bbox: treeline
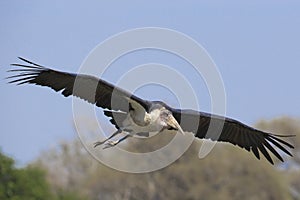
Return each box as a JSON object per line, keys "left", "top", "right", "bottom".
{"left": 0, "top": 151, "right": 86, "bottom": 200}
{"left": 1, "top": 116, "right": 299, "bottom": 200}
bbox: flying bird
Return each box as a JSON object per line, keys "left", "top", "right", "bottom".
{"left": 7, "top": 57, "right": 294, "bottom": 164}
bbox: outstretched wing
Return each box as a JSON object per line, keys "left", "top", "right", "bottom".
{"left": 170, "top": 108, "right": 294, "bottom": 164}
{"left": 7, "top": 57, "right": 151, "bottom": 113}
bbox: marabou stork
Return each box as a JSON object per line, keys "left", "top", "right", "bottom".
{"left": 7, "top": 57, "right": 294, "bottom": 164}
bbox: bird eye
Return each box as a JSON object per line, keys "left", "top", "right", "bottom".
{"left": 161, "top": 111, "right": 169, "bottom": 117}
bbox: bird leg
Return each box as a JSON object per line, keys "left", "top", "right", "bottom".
{"left": 94, "top": 129, "right": 122, "bottom": 148}
{"left": 103, "top": 134, "right": 132, "bottom": 149}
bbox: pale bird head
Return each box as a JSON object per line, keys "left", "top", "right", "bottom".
{"left": 159, "top": 109, "right": 185, "bottom": 135}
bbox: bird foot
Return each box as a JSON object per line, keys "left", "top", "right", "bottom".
{"left": 102, "top": 140, "right": 119, "bottom": 149}
{"left": 93, "top": 140, "right": 106, "bottom": 148}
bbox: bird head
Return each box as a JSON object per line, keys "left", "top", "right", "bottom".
{"left": 159, "top": 109, "right": 185, "bottom": 135}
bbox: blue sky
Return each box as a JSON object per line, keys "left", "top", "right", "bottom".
{"left": 1, "top": 1, "right": 300, "bottom": 165}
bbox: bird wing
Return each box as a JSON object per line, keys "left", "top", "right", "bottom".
{"left": 7, "top": 57, "right": 152, "bottom": 113}
{"left": 170, "top": 108, "right": 294, "bottom": 164}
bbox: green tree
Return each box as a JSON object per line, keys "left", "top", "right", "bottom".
{"left": 0, "top": 151, "right": 52, "bottom": 200}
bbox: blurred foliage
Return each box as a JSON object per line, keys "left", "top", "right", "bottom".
{"left": 256, "top": 116, "right": 300, "bottom": 200}
{"left": 32, "top": 116, "right": 300, "bottom": 200}
{"left": 4, "top": 116, "right": 297, "bottom": 199}
{"left": 256, "top": 116, "right": 300, "bottom": 164}
{"left": 0, "top": 151, "right": 86, "bottom": 200}
{"left": 0, "top": 151, "right": 52, "bottom": 200}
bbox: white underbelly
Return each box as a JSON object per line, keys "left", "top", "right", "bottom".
{"left": 121, "top": 114, "right": 163, "bottom": 134}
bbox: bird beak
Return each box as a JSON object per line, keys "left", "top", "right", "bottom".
{"left": 167, "top": 115, "right": 185, "bottom": 135}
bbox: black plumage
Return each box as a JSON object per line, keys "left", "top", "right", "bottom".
{"left": 8, "top": 57, "right": 294, "bottom": 164}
